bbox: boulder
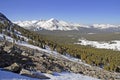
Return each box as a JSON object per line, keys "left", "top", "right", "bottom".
{"left": 4, "top": 63, "right": 21, "bottom": 73}
{"left": 20, "top": 69, "right": 50, "bottom": 79}
{"left": 9, "top": 46, "right": 23, "bottom": 55}
{"left": 116, "top": 66, "right": 120, "bottom": 72}
{"left": 32, "top": 72, "right": 50, "bottom": 79}
{"left": 21, "top": 51, "right": 29, "bottom": 56}
{"left": 20, "top": 68, "right": 32, "bottom": 75}
{"left": 4, "top": 46, "right": 12, "bottom": 53}
{"left": 71, "top": 66, "right": 79, "bottom": 72}
{"left": 46, "top": 70, "right": 53, "bottom": 74}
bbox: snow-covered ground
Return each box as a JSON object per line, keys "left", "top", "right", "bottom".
{"left": 45, "top": 72, "right": 100, "bottom": 80}
{"left": 0, "top": 69, "right": 39, "bottom": 80}
{"left": 0, "top": 69, "right": 100, "bottom": 80}
{"left": 76, "top": 39, "right": 120, "bottom": 51}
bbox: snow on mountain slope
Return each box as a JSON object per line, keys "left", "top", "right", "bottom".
{"left": 45, "top": 72, "right": 100, "bottom": 80}
{"left": 14, "top": 20, "right": 38, "bottom": 29}
{"left": 14, "top": 19, "right": 120, "bottom": 31}
{"left": 14, "top": 18, "right": 82, "bottom": 31}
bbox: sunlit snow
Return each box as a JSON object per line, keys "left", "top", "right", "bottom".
{"left": 0, "top": 69, "right": 100, "bottom": 80}
{"left": 76, "top": 39, "right": 120, "bottom": 51}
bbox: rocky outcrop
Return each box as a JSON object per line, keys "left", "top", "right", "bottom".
{"left": 20, "top": 68, "right": 50, "bottom": 79}
{"left": 32, "top": 51, "right": 120, "bottom": 80}
{"left": 20, "top": 68, "right": 31, "bottom": 75}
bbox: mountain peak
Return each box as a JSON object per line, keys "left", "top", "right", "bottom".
{"left": 48, "top": 18, "right": 59, "bottom": 23}
{"left": 0, "top": 12, "right": 7, "bottom": 19}
{"left": 49, "top": 18, "right": 56, "bottom": 21}
{"left": 0, "top": 12, "right": 5, "bottom": 16}
{"left": 0, "top": 12, "right": 11, "bottom": 22}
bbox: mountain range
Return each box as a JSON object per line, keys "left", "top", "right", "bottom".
{"left": 14, "top": 18, "right": 80, "bottom": 31}
{"left": 14, "top": 19, "right": 120, "bottom": 31}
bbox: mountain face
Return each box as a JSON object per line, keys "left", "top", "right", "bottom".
{"left": 14, "top": 19, "right": 120, "bottom": 31}
{"left": 0, "top": 12, "right": 25, "bottom": 40}
{"left": 0, "top": 13, "right": 15, "bottom": 36}
{"left": 0, "top": 12, "right": 44, "bottom": 47}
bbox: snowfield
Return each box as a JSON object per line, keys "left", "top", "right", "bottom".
{"left": 76, "top": 39, "right": 120, "bottom": 51}
{"left": 0, "top": 69, "right": 38, "bottom": 80}
{"left": 0, "top": 69, "right": 100, "bottom": 80}
{"left": 45, "top": 72, "right": 100, "bottom": 80}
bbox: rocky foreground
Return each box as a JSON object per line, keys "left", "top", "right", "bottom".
{"left": 0, "top": 42, "right": 120, "bottom": 80}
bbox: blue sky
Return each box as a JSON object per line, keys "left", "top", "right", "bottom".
{"left": 0, "top": 0, "right": 120, "bottom": 24}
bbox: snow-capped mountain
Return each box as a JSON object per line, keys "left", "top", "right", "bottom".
{"left": 14, "top": 19, "right": 120, "bottom": 31}
{"left": 14, "top": 18, "right": 85, "bottom": 31}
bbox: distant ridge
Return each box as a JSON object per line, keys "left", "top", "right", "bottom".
{"left": 14, "top": 19, "right": 120, "bottom": 31}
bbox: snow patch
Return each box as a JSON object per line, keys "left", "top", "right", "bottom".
{"left": 0, "top": 34, "right": 14, "bottom": 42}
{"left": 44, "top": 72, "right": 100, "bottom": 80}
{"left": 76, "top": 39, "right": 120, "bottom": 51}
{"left": 0, "top": 69, "right": 39, "bottom": 80}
